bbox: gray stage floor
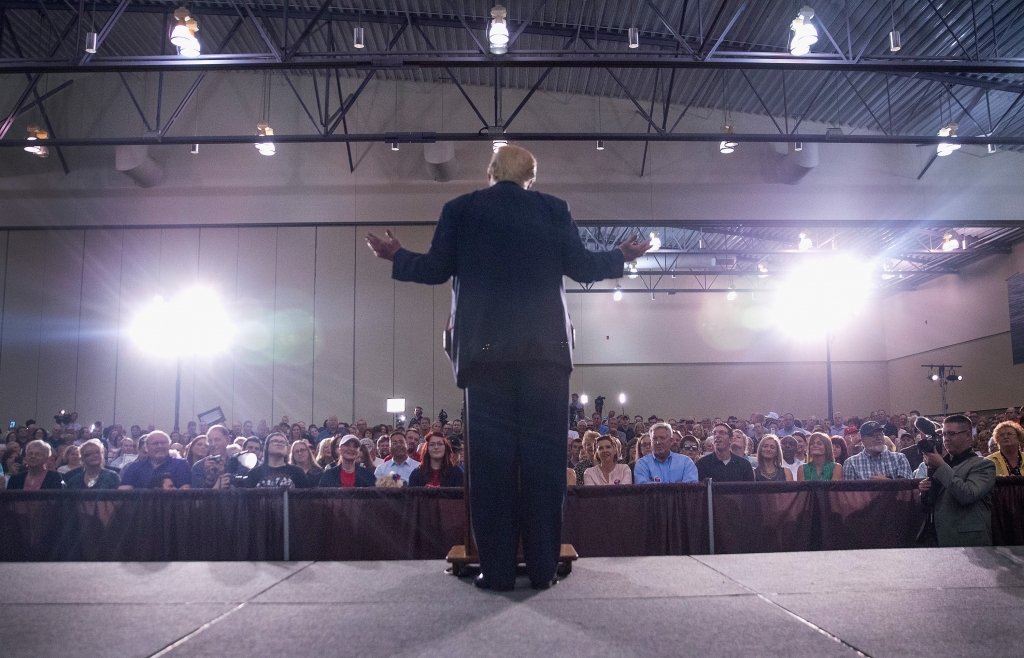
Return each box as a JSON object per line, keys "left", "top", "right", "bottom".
{"left": 2, "top": 547, "right": 1023, "bottom": 658}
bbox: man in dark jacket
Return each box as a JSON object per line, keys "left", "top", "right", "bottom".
{"left": 367, "top": 145, "right": 649, "bottom": 590}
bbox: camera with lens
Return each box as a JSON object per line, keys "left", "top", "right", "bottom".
{"left": 915, "top": 416, "right": 941, "bottom": 454}
{"left": 54, "top": 410, "right": 72, "bottom": 426}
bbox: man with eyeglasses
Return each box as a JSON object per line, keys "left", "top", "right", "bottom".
{"left": 634, "top": 423, "right": 698, "bottom": 484}
{"left": 241, "top": 433, "right": 310, "bottom": 489}
{"left": 842, "top": 421, "right": 912, "bottom": 480}
{"left": 917, "top": 414, "right": 995, "bottom": 546}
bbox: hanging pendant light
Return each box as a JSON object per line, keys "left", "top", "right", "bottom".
{"left": 489, "top": 5, "right": 509, "bottom": 55}
{"left": 789, "top": 7, "right": 818, "bottom": 56}
{"left": 170, "top": 7, "right": 201, "bottom": 57}
{"left": 628, "top": 27, "right": 639, "bottom": 48}
{"left": 85, "top": 31, "right": 98, "bottom": 53}
{"left": 24, "top": 124, "right": 49, "bottom": 157}
{"left": 255, "top": 122, "right": 275, "bottom": 156}
{"left": 353, "top": 26, "right": 365, "bottom": 49}
{"left": 719, "top": 124, "right": 737, "bottom": 154}
{"left": 936, "top": 123, "right": 960, "bottom": 156}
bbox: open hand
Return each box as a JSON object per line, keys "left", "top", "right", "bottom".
{"left": 617, "top": 233, "right": 652, "bottom": 262}
{"left": 366, "top": 229, "right": 402, "bottom": 261}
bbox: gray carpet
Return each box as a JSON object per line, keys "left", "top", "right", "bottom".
{"left": 1, "top": 547, "right": 1022, "bottom": 658}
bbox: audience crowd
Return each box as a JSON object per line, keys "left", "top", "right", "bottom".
{"left": 1, "top": 403, "right": 1022, "bottom": 493}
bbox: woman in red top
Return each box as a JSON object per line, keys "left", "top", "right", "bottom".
{"left": 409, "top": 432, "right": 464, "bottom": 487}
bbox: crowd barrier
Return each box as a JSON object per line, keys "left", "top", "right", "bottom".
{"left": 1, "top": 479, "right": 1022, "bottom": 561}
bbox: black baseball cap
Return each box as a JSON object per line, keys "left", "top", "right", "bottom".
{"left": 859, "top": 421, "right": 883, "bottom": 436}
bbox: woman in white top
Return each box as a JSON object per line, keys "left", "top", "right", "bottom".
{"left": 584, "top": 435, "right": 633, "bottom": 486}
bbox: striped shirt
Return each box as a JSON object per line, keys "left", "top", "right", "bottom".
{"left": 843, "top": 449, "right": 912, "bottom": 480}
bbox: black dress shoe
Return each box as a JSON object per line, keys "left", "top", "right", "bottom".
{"left": 530, "top": 577, "right": 558, "bottom": 590}
{"left": 475, "top": 573, "right": 514, "bottom": 591}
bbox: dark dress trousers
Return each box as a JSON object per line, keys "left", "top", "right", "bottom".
{"left": 392, "top": 180, "right": 624, "bottom": 585}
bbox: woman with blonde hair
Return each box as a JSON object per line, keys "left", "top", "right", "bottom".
{"left": 798, "top": 432, "right": 843, "bottom": 481}
{"left": 987, "top": 421, "right": 1024, "bottom": 476}
{"left": 583, "top": 435, "right": 632, "bottom": 485}
{"left": 315, "top": 437, "right": 337, "bottom": 469}
{"left": 574, "top": 430, "right": 600, "bottom": 485}
{"left": 290, "top": 439, "right": 324, "bottom": 483}
{"left": 754, "top": 435, "right": 791, "bottom": 482}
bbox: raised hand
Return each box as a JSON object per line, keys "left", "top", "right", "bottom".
{"left": 616, "top": 233, "right": 652, "bottom": 262}
{"left": 366, "top": 229, "right": 403, "bottom": 261}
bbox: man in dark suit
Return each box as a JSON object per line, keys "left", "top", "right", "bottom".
{"left": 367, "top": 145, "right": 649, "bottom": 590}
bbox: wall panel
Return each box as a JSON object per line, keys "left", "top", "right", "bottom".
{"left": 193, "top": 227, "right": 239, "bottom": 427}
{"left": 0, "top": 231, "right": 47, "bottom": 424}
{"left": 35, "top": 230, "right": 85, "bottom": 425}
{"left": 232, "top": 228, "right": 277, "bottom": 427}
{"left": 271, "top": 226, "right": 316, "bottom": 423}
{"left": 152, "top": 228, "right": 200, "bottom": 432}
{"left": 113, "top": 230, "right": 162, "bottom": 427}
{"left": 312, "top": 226, "right": 356, "bottom": 425}
{"left": 74, "top": 230, "right": 123, "bottom": 428}
{"left": 393, "top": 225, "right": 437, "bottom": 424}
{"left": 353, "top": 225, "right": 395, "bottom": 423}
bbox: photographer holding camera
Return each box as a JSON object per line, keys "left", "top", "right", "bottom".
{"left": 917, "top": 414, "right": 996, "bottom": 547}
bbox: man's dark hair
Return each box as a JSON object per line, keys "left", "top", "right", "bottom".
{"left": 943, "top": 413, "right": 972, "bottom": 429}
{"left": 712, "top": 422, "right": 732, "bottom": 433}
{"left": 389, "top": 430, "right": 407, "bottom": 440}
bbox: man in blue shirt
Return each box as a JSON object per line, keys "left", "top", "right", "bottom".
{"left": 119, "top": 431, "right": 192, "bottom": 489}
{"left": 634, "top": 423, "right": 698, "bottom": 484}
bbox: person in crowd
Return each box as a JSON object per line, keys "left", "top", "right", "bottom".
{"left": 287, "top": 423, "right": 304, "bottom": 445}
{"left": 242, "top": 436, "right": 263, "bottom": 463}
{"left": 376, "top": 436, "right": 391, "bottom": 462}
{"left": 678, "top": 435, "right": 701, "bottom": 464}
{"left": 730, "top": 429, "right": 756, "bottom": 467}
{"left": 754, "top": 435, "right": 790, "bottom": 482}
{"left": 634, "top": 423, "right": 697, "bottom": 484}
{"left": 183, "top": 436, "right": 209, "bottom": 466}
{"left": 777, "top": 413, "right": 797, "bottom": 437}
{"left": 779, "top": 435, "right": 804, "bottom": 481}
{"left": 6, "top": 440, "right": 64, "bottom": 489}
{"left": 65, "top": 439, "right": 120, "bottom": 489}
{"left": 191, "top": 426, "right": 239, "bottom": 489}
{"left": 792, "top": 429, "right": 809, "bottom": 461}
{"left": 409, "top": 432, "right": 463, "bottom": 487}
{"left": 289, "top": 439, "right": 323, "bottom": 483}
{"left": 119, "top": 431, "right": 191, "bottom": 489}
{"left": 373, "top": 430, "right": 419, "bottom": 484}
{"left": 318, "top": 416, "right": 339, "bottom": 441}
{"left": 316, "top": 437, "right": 338, "bottom": 470}
{"left": 319, "top": 435, "right": 376, "bottom": 488}
{"left": 583, "top": 435, "right": 632, "bottom": 485}
{"left": 1, "top": 442, "right": 21, "bottom": 480}
{"left": 843, "top": 421, "right": 912, "bottom": 480}
{"left": 831, "top": 437, "right": 850, "bottom": 468}
{"left": 357, "top": 443, "right": 377, "bottom": 471}
{"left": 405, "top": 427, "right": 422, "bottom": 461}
{"left": 107, "top": 437, "right": 136, "bottom": 471}
{"left": 574, "top": 431, "right": 600, "bottom": 485}
{"left": 361, "top": 438, "right": 383, "bottom": 467}
{"left": 242, "top": 433, "right": 310, "bottom": 489}
{"left": 919, "top": 414, "right": 997, "bottom": 546}
{"left": 986, "top": 420, "right": 1024, "bottom": 476}
{"left": 798, "top": 432, "right": 843, "bottom": 481}
{"left": 567, "top": 437, "right": 583, "bottom": 468}
{"left": 56, "top": 445, "right": 81, "bottom": 475}
{"left": 696, "top": 423, "right": 755, "bottom": 482}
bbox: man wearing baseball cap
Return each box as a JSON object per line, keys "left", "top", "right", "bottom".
{"left": 842, "top": 421, "right": 912, "bottom": 480}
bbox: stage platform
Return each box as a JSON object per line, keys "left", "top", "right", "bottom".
{"left": 2, "top": 547, "right": 1023, "bottom": 658}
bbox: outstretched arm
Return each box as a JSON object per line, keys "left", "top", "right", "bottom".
{"left": 368, "top": 204, "right": 458, "bottom": 285}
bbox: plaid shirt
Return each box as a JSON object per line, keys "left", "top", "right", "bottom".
{"left": 843, "top": 449, "right": 912, "bottom": 480}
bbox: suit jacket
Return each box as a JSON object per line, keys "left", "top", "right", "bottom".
{"left": 392, "top": 181, "right": 625, "bottom": 387}
{"left": 929, "top": 452, "right": 996, "bottom": 547}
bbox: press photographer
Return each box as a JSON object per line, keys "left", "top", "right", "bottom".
{"left": 917, "top": 414, "right": 996, "bottom": 547}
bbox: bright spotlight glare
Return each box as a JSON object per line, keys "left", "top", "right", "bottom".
{"left": 774, "top": 255, "right": 873, "bottom": 338}
{"left": 129, "top": 286, "right": 233, "bottom": 357}
{"left": 613, "top": 287, "right": 623, "bottom": 301}
{"left": 618, "top": 393, "right": 626, "bottom": 405}
{"left": 580, "top": 394, "right": 588, "bottom": 405}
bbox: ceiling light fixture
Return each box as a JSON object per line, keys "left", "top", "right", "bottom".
{"left": 936, "top": 123, "right": 960, "bottom": 156}
{"left": 391, "top": 142, "right": 399, "bottom": 151}
{"left": 24, "top": 124, "right": 49, "bottom": 157}
{"left": 798, "top": 232, "right": 813, "bottom": 251}
{"left": 648, "top": 232, "right": 661, "bottom": 251}
{"left": 726, "top": 286, "right": 738, "bottom": 301}
{"left": 353, "top": 26, "right": 365, "bottom": 49}
{"left": 170, "top": 7, "right": 201, "bottom": 57}
{"left": 719, "top": 124, "right": 737, "bottom": 154}
{"left": 613, "top": 286, "right": 623, "bottom": 301}
{"left": 627, "top": 262, "right": 638, "bottom": 279}
{"left": 255, "top": 122, "right": 275, "bottom": 156}
{"left": 758, "top": 262, "right": 769, "bottom": 278}
{"left": 789, "top": 6, "right": 818, "bottom": 56}
{"left": 596, "top": 140, "right": 605, "bottom": 150}
{"left": 489, "top": 5, "right": 509, "bottom": 55}
{"left": 628, "top": 26, "right": 639, "bottom": 48}
{"left": 85, "top": 31, "right": 98, "bottom": 54}
{"left": 940, "top": 233, "right": 960, "bottom": 251}
{"left": 888, "top": 0, "right": 901, "bottom": 51}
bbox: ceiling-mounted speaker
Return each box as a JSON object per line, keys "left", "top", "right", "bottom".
{"left": 424, "top": 141, "right": 457, "bottom": 182}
